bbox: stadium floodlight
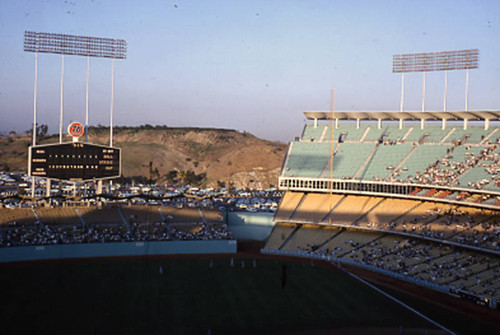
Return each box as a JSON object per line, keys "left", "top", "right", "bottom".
{"left": 393, "top": 49, "right": 479, "bottom": 115}
{"left": 24, "top": 31, "right": 127, "bottom": 59}
{"left": 392, "top": 49, "right": 478, "bottom": 73}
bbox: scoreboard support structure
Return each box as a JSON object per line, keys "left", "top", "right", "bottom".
{"left": 24, "top": 31, "right": 127, "bottom": 198}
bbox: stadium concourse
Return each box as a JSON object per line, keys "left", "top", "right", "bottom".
{"left": 263, "top": 110, "right": 500, "bottom": 309}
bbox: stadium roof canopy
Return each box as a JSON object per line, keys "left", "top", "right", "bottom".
{"left": 304, "top": 110, "right": 500, "bottom": 121}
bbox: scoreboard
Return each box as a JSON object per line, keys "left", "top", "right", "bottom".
{"left": 29, "top": 142, "right": 121, "bottom": 181}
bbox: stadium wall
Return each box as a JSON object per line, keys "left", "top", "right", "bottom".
{"left": 227, "top": 212, "right": 275, "bottom": 241}
{"left": 0, "top": 240, "right": 237, "bottom": 263}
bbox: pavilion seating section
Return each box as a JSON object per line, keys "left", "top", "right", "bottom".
{"left": 160, "top": 207, "right": 202, "bottom": 223}
{"left": 35, "top": 207, "right": 81, "bottom": 226}
{"left": 121, "top": 205, "right": 163, "bottom": 224}
{"left": 79, "top": 207, "right": 123, "bottom": 225}
{"left": 0, "top": 208, "right": 38, "bottom": 226}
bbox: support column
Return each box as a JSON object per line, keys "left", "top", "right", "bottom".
{"left": 356, "top": 118, "right": 360, "bottom": 129}
{"left": 46, "top": 179, "right": 51, "bottom": 198}
{"left": 31, "top": 53, "right": 38, "bottom": 199}
{"left": 85, "top": 56, "right": 90, "bottom": 143}
{"left": 443, "top": 70, "right": 448, "bottom": 111}
{"left": 400, "top": 72, "right": 404, "bottom": 113}
{"left": 110, "top": 58, "right": 115, "bottom": 147}
{"left": 59, "top": 54, "right": 65, "bottom": 143}
{"left": 421, "top": 72, "right": 426, "bottom": 113}
{"left": 335, "top": 118, "right": 339, "bottom": 129}
{"left": 485, "top": 119, "right": 490, "bottom": 130}
{"left": 377, "top": 118, "right": 382, "bottom": 129}
{"left": 464, "top": 119, "right": 468, "bottom": 130}
{"left": 313, "top": 118, "right": 317, "bottom": 128}
{"left": 442, "top": 119, "right": 446, "bottom": 130}
{"left": 399, "top": 118, "right": 403, "bottom": 130}
{"left": 465, "top": 68, "right": 470, "bottom": 112}
{"left": 97, "top": 180, "right": 103, "bottom": 195}
{"left": 420, "top": 118, "right": 425, "bottom": 130}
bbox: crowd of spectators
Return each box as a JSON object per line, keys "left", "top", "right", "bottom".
{"left": 288, "top": 227, "right": 499, "bottom": 301}
{"left": 0, "top": 219, "right": 233, "bottom": 248}
{"left": 352, "top": 204, "right": 500, "bottom": 252}
{"left": 388, "top": 143, "right": 500, "bottom": 190}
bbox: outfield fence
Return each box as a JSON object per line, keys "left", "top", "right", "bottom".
{"left": 0, "top": 240, "right": 237, "bottom": 263}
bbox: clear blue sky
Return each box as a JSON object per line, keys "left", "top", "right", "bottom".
{"left": 1, "top": 0, "right": 499, "bottom": 141}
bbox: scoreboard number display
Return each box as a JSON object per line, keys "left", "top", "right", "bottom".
{"left": 29, "top": 142, "right": 121, "bottom": 181}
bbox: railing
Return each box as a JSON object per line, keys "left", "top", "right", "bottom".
{"left": 278, "top": 176, "right": 500, "bottom": 210}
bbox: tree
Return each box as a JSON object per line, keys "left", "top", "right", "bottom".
{"left": 25, "top": 124, "right": 49, "bottom": 137}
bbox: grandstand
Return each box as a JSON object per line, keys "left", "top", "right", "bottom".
{"left": 0, "top": 204, "right": 231, "bottom": 247}
{"left": 265, "top": 109, "right": 500, "bottom": 310}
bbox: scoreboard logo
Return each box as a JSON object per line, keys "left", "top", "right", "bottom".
{"left": 68, "top": 122, "right": 85, "bottom": 138}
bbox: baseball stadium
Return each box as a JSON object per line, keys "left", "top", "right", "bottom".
{"left": 0, "top": 31, "right": 498, "bottom": 334}
{"left": 1, "top": 109, "right": 500, "bottom": 334}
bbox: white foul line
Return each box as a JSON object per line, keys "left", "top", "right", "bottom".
{"left": 342, "top": 268, "right": 456, "bottom": 335}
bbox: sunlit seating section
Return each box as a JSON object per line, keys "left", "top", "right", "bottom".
{"left": 323, "top": 123, "right": 368, "bottom": 142}
{"left": 357, "top": 143, "right": 413, "bottom": 180}
{"left": 202, "top": 208, "right": 224, "bottom": 223}
{"left": 330, "top": 143, "right": 376, "bottom": 179}
{"left": 356, "top": 198, "right": 418, "bottom": 229}
{"left": 36, "top": 207, "right": 80, "bottom": 225}
{"left": 324, "top": 195, "right": 381, "bottom": 226}
{"left": 79, "top": 207, "right": 123, "bottom": 225}
{"left": 292, "top": 193, "right": 342, "bottom": 223}
{"left": 384, "top": 126, "right": 411, "bottom": 142}
{"left": 388, "top": 201, "right": 447, "bottom": 233}
{"left": 263, "top": 223, "right": 298, "bottom": 250}
{"left": 302, "top": 124, "right": 326, "bottom": 141}
{"left": 282, "top": 224, "right": 338, "bottom": 252}
{"left": 274, "top": 192, "right": 304, "bottom": 222}
{"left": 0, "top": 208, "right": 37, "bottom": 226}
{"left": 361, "top": 126, "right": 385, "bottom": 142}
{"left": 283, "top": 142, "right": 331, "bottom": 177}
{"left": 121, "top": 205, "right": 163, "bottom": 224}
{"left": 448, "top": 126, "right": 493, "bottom": 144}
{"left": 396, "top": 145, "right": 448, "bottom": 180}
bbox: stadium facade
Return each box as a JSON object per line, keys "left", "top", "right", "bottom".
{"left": 264, "top": 109, "right": 500, "bottom": 309}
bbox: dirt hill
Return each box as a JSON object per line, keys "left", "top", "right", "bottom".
{"left": 0, "top": 126, "right": 287, "bottom": 189}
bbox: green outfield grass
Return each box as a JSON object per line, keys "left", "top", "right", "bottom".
{"left": 0, "top": 257, "right": 495, "bottom": 334}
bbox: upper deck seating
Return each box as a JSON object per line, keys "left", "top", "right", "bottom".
{"left": 283, "top": 142, "right": 331, "bottom": 177}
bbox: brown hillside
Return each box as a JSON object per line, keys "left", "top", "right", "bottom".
{"left": 0, "top": 127, "right": 287, "bottom": 188}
